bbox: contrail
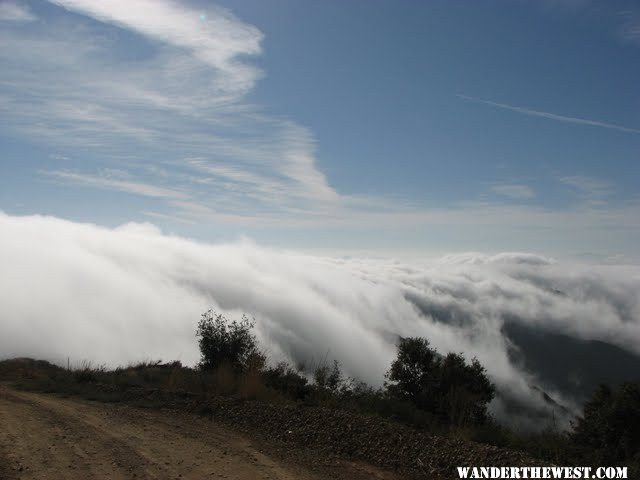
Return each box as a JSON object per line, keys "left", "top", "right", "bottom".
{"left": 457, "top": 94, "right": 640, "bottom": 135}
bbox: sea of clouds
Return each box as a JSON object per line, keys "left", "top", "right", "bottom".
{"left": 1, "top": 212, "right": 639, "bottom": 428}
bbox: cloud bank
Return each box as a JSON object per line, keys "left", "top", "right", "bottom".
{"left": 1, "top": 212, "right": 639, "bottom": 427}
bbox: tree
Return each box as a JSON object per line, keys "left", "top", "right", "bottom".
{"left": 385, "top": 337, "right": 439, "bottom": 410}
{"left": 572, "top": 382, "right": 640, "bottom": 463}
{"left": 196, "top": 310, "right": 264, "bottom": 372}
{"left": 385, "top": 337, "right": 495, "bottom": 426}
{"left": 438, "top": 352, "right": 495, "bottom": 425}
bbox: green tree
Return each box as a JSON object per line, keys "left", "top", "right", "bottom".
{"left": 385, "top": 337, "right": 495, "bottom": 426}
{"left": 438, "top": 352, "right": 495, "bottom": 425}
{"left": 572, "top": 382, "right": 640, "bottom": 463}
{"left": 196, "top": 310, "right": 264, "bottom": 372}
{"left": 385, "top": 337, "right": 439, "bottom": 410}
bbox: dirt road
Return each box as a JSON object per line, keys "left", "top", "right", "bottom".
{"left": 0, "top": 385, "right": 398, "bottom": 480}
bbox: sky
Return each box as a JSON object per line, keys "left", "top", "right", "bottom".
{"left": 1, "top": 0, "right": 639, "bottom": 256}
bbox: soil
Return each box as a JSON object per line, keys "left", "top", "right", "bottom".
{"left": 0, "top": 385, "right": 401, "bottom": 480}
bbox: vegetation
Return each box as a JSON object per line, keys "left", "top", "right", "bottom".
{"left": 196, "top": 310, "right": 265, "bottom": 372}
{"left": 1, "top": 309, "right": 638, "bottom": 474}
{"left": 571, "top": 382, "right": 640, "bottom": 465}
{"left": 314, "top": 359, "right": 344, "bottom": 394}
{"left": 262, "top": 361, "right": 311, "bottom": 400}
{"left": 385, "top": 337, "right": 495, "bottom": 427}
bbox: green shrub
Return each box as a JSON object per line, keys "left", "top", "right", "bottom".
{"left": 196, "top": 310, "right": 265, "bottom": 373}
{"left": 263, "top": 361, "right": 311, "bottom": 400}
{"left": 73, "top": 361, "right": 105, "bottom": 383}
{"left": 314, "top": 359, "right": 344, "bottom": 394}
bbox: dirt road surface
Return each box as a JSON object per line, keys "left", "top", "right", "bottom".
{"left": 0, "top": 385, "right": 399, "bottom": 480}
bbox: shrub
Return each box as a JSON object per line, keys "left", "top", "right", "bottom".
{"left": 196, "top": 310, "right": 265, "bottom": 373}
{"left": 314, "top": 359, "right": 344, "bottom": 394}
{"left": 263, "top": 361, "right": 311, "bottom": 400}
{"left": 385, "top": 337, "right": 495, "bottom": 426}
{"left": 73, "top": 360, "right": 105, "bottom": 383}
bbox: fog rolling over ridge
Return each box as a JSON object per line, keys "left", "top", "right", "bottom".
{"left": 2, "top": 212, "right": 639, "bottom": 428}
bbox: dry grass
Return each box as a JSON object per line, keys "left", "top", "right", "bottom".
{"left": 0, "top": 356, "right": 635, "bottom": 475}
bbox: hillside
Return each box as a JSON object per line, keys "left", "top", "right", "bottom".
{"left": 0, "top": 358, "right": 543, "bottom": 479}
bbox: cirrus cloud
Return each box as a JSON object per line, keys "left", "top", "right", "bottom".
{"left": 0, "top": 1, "right": 35, "bottom": 22}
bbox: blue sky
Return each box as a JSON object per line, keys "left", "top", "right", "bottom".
{"left": 1, "top": 0, "right": 639, "bottom": 256}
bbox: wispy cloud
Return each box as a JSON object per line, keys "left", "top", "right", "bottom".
{"left": 491, "top": 184, "right": 536, "bottom": 200}
{"left": 42, "top": 170, "right": 188, "bottom": 200}
{"left": 49, "top": 153, "right": 70, "bottom": 161}
{"left": 48, "top": 0, "right": 263, "bottom": 99}
{"left": 141, "top": 210, "right": 196, "bottom": 225}
{"left": 619, "top": 10, "right": 640, "bottom": 42}
{"left": 458, "top": 95, "right": 640, "bottom": 135}
{"left": 0, "top": 1, "right": 35, "bottom": 22}
{"left": 560, "top": 175, "right": 613, "bottom": 205}
{"left": 0, "top": 0, "right": 340, "bottom": 219}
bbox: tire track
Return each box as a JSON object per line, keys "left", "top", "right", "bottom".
{"left": 0, "top": 386, "right": 316, "bottom": 480}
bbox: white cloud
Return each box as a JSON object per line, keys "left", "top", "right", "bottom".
{"left": 42, "top": 170, "right": 188, "bottom": 199}
{"left": 0, "top": 0, "right": 338, "bottom": 217}
{"left": 437, "top": 252, "right": 555, "bottom": 266}
{"left": 48, "top": 0, "right": 262, "bottom": 98}
{"left": 1, "top": 212, "right": 639, "bottom": 427}
{"left": 617, "top": 9, "right": 640, "bottom": 43}
{"left": 491, "top": 184, "right": 536, "bottom": 199}
{"left": 0, "top": 2, "right": 35, "bottom": 22}
{"left": 560, "top": 175, "right": 613, "bottom": 204}
{"left": 49, "top": 153, "right": 71, "bottom": 161}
